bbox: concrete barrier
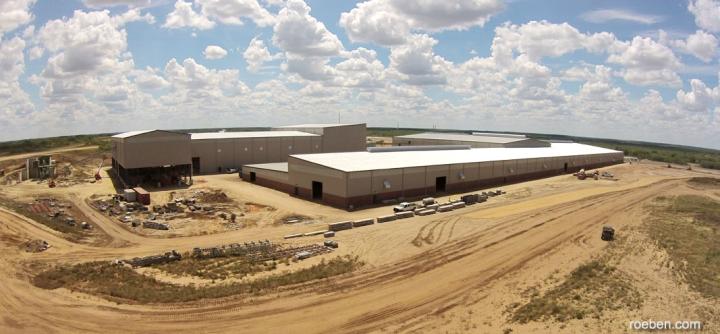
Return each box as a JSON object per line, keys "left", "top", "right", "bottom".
{"left": 437, "top": 204, "right": 454, "bottom": 212}
{"left": 426, "top": 204, "right": 440, "bottom": 211}
{"left": 329, "top": 221, "right": 353, "bottom": 231}
{"left": 452, "top": 201, "right": 466, "bottom": 209}
{"left": 303, "top": 230, "right": 327, "bottom": 237}
{"left": 352, "top": 218, "right": 374, "bottom": 227}
{"left": 394, "top": 211, "right": 414, "bottom": 219}
{"left": 377, "top": 215, "right": 397, "bottom": 223}
{"left": 324, "top": 231, "right": 335, "bottom": 238}
{"left": 417, "top": 209, "right": 436, "bottom": 216}
{"left": 284, "top": 233, "right": 303, "bottom": 239}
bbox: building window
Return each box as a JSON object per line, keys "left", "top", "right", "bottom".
{"left": 288, "top": 145, "right": 293, "bottom": 150}
{"left": 259, "top": 146, "right": 263, "bottom": 151}
{"left": 383, "top": 180, "right": 391, "bottom": 189}
{"left": 244, "top": 147, "right": 248, "bottom": 151}
{"left": 458, "top": 171, "right": 465, "bottom": 180}
{"left": 217, "top": 149, "right": 222, "bottom": 153}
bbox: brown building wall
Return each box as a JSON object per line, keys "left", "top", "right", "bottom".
{"left": 114, "top": 131, "right": 191, "bottom": 169}
{"left": 320, "top": 124, "right": 367, "bottom": 152}
{"left": 392, "top": 137, "right": 550, "bottom": 148}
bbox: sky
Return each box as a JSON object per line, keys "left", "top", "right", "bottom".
{"left": 0, "top": 0, "right": 719, "bottom": 149}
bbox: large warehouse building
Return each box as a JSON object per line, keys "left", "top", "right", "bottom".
{"left": 111, "top": 123, "right": 366, "bottom": 187}
{"left": 242, "top": 143, "right": 623, "bottom": 210}
{"left": 393, "top": 132, "right": 550, "bottom": 148}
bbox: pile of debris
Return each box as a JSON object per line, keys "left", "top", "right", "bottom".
{"left": 31, "top": 198, "right": 89, "bottom": 230}
{"left": 123, "top": 250, "right": 182, "bottom": 267}
{"left": 24, "top": 239, "right": 50, "bottom": 253}
{"left": 192, "top": 240, "right": 275, "bottom": 259}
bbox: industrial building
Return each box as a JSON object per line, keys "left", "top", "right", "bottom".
{"left": 393, "top": 132, "right": 550, "bottom": 148}
{"left": 111, "top": 123, "right": 366, "bottom": 187}
{"left": 242, "top": 143, "right": 623, "bottom": 210}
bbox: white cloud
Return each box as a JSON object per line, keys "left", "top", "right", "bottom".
{"left": 197, "top": 0, "right": 275, "bottom": 27}
{"left": 388, "top": 34, "right": 450, "bottom": 85}
{"left": 163, "top": 0, "right": 215, "bottom": 30}
{"left": 340, "top": 0, "right": 503, "bottom": 46}
{"left": 273, "top": 0, "right": 343, "bottom": 57}
{"left": 0, "top": 0, "right": 36, "bottom": 36}
{"left": 580, "top": 9, "right": 663, "bottom": 25}
{"left": 203, "top": 45, "right": 227, "bottom": 59}
{"left": 82, "top": 0, "right": 154, "bottom": 8}
{"left": 243, "top": 37, "right": 276, "bottom": 72}
{"left": 607, "top": 36, "right": 682, "bottom": 87}
{"left": 684, "top": 30, "right": 718, "bottom": 62}
{"left": 676, "top": 78, "right": 719, "bottom": 113}
{"left": 688, "top": 0, "right": 720, "bottom": 33}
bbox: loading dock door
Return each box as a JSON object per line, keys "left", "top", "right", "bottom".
{"left": 250, "top": 172, "right": 256, "bottom": 182}
{"left": 435, "top": 176, "right": 446, "bottom": 192}
{"left": 564, "top": 162, "right": 568, "bottom": 173}
{"left": 312, "top": 181, "right": 323, "bottom": 200}
{"left": 192, "top": 157, "right": 200, "bottom": 175}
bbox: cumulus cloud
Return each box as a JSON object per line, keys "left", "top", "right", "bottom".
{"left": 580, "top": 9, "right": 663, "bottom": 25}
{"left": 164, "top": 0, "right": 215, "bottom": 30}
{"left": 665, "top": 30, "right": 719, "bottom": 63}
{"left": 676, "top": 78, "right": 719, "bottom": 113}
{"left": 243, "top": 37, "right": 277, "bottom": 72}
{"left": 688, "top": 0, "right": 720, "bottom": 32}
{"left": 340, "top": 0, "right": 503, "bottom": 46}
{"left": 82, "top": 0, "right": 154, "bottom": 8}
{"left": 607, "top": 36, "right": 682, "bottom": 87}
{"left": 203, "top": 45, "right": 227, "bottom": 59}
{"left": 388, "top": 34, "right": 450, "bottom": 85}
{"left": 273, "top": 0, "right": 343, "bottom": 56}
{"left": 196, "top": 0, "right": 275, "bottom": 27}
{"left": 0, "top": 0, "right": 36, "bottom": 36}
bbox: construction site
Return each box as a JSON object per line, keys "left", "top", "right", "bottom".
{"left": 0, "top": 127, "right": 718, "bottom": 334}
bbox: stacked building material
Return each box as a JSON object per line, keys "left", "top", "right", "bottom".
{"left": 377, "top": 214, "right": 397, "bottom": 223}
{"left": 437, "top": 204, "right": 454, "bottom": 212}
{"left": 417, "top": 209, "right": 436, "bottom": 216}
{"left": 352, "top": 218, "right": 374, "bottom": 227}
{"left": 394, "top": 211, "right": 413, "bottom": 219}
{"left": 328, "top": 221, "right": 353, "bottom": 231}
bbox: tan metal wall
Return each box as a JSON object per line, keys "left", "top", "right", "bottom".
{"left": 114, "top": 131, "right": 191, "bottom": 169}
{"left": 320, "top": 124, "right": 367, "bottom": 152}
{"left": 191, "top": 136, "right": 318, "bottom": 174}
{"left": 392, "top": 137, "right": 549, "bottom": 148}
{"left": 287, "top": 156, "right": 347, "bottom": 198}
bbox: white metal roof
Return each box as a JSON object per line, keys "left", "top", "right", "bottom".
{"left": 190, "top": 131, "right": 319, "bottom": 140}
{"left": 244, "top": 162, "right": 289, "bottom": 173}
{"left": 112, "top": 130, "right": 155, "bottom": 138}
{"left": 290, "top": 143, "right": 621, "bottom": 172}
{"left": 273, "top": 123, "right": 359, "bottom": 128}
{"left": 395, "top": 132, "right": 535, "bottom": 144}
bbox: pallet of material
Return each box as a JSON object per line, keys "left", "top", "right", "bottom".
{"left": 328, "top": 221, "right": 353, "bottom": 231}
{"left": 451, "top": 201, "right": 466, "bottom": 209}
{"left": 323, "top": 231, "right": 335, "bottom": 238}
{"left": 417, "top": 209, "right": 436, "bottom": 216}
{"left": 478, "top": 195, "right": 488, "bottom": 202}
{"left": 352, "top": 218, "right": 374, "bottom": 227}
{"left": 377, "top": 215, "right": 397, "bottom": 223}
{"left": 143, "top": 221, "right": 169, "bottom": 230}
{"left": 461, "top": 194, "right": 479, "bottom": 204}
{"left": 394, "top": 211, "right": 413, "bottom": 219}
{"left": 426, "top": 204, "right": 440, "bottom": 211}
{"left": 303, "top": 230, "right": 327, "bottom": 237}
{"left": 284, "top": 233, "right": 303, "bottom": 239}
{"left": 437, "top": 204, "right": 454, "bottom": 212}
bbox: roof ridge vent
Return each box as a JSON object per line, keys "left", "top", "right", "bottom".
{"left": 367, "top": 145, "right": 471, "bottom": 153}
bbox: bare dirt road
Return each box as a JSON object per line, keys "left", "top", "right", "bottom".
{"left": 0, "top": 162, "right": 717, "bottom": 333}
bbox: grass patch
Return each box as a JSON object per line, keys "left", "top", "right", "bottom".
{"left": 0, "top": 134, "right": 111, "bottom": 156}
{"left": 646, "top": 195, "right": 720, "bottom": 299}
{"left": 510, "top": 260, "right": 642, "bottom": 323}
{"left": 153, "top": 255, "right": 285, "bottom": 281}
{"left": 687, "top": 177, "right": 720, "bottom": 188}
{"left": 33, "top": 255, "right": 362, "bottom": 304}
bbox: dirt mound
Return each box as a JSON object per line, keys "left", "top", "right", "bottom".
{"left": 23, "top": 239, "right": 50, "bottom": 253}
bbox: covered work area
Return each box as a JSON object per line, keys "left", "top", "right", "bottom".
{"left": 241, "top": 143, "right": 624, "bottom": 210}
{"left": 111, "top": 130, "right": 192, "bottom": 188}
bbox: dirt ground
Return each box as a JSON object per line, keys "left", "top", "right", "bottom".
{"left": 0, "top": 148, "right": 719, "bottom": 333}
